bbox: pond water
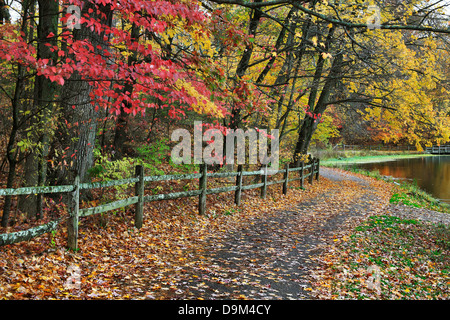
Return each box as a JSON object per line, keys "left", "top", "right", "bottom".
{"left": 340, "top": 156, "right": 450, "bottom": 204}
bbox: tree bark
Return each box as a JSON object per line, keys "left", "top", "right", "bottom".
{"left": 0, "top": 0, "right": 10, "bottom": 24}
{"left": 19, "top": 0, "right": 59, "bottom": 220}
{"left": 51, "top": 1, "right": 113, "bottom": 185}
{"left": 293, "top": 53, "right": 344, "bottom": 161}
{"left": 1, "top": 0, "right": 33, "bottom": 227}
{"left": 229, "top": 0, "right": 263, "bottom": 130}
{"left": 112, "top": 23, "right": 140, "bottom": 160}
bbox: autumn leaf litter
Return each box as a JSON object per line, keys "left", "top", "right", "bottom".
{"left": 0, "top": 168, "right": 448, "bottom": 300}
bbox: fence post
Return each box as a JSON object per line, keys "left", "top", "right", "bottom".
{"left": 315, "top": 158, "right": 320, "bottom": 181}
{"left": 235, "top": 164, "right": 243, "bottom": 206}
{"left": 199, "top": 163, "right": 207, "bottom": 215}
{"left": 67, "top": 174, "right": 80, "bottom": 251}
{"left": 283, "top": 163, "right": 289, "bottom": 195}
{"left": 135, "top": 165, "right": 144, "bottom": 229}
{"left": 309, "top": 159, "right": 315, "bottom": 185}
{"left": 260, "top": 165, "right": 267, "bottom": 199}
{"left": 300, "top": 161, "right": 304, "bottom": 189}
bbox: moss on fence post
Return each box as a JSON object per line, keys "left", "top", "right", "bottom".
{"left": 283, "top": 163, "right": 289, "bottom": 195}
{"left": 315, "top": 158, "right": 320, "bottom": 181}
{"left": 235, "top": 164, "right": 243, "bottom": 206}
{"left": 135, "top": 165, "right": 144, "bottom": 229}
{"left": 309, "top": 159, "right": 315, "bottom": 185}
{"left": 67, "top": 174, "right": 80, "bottom": 251}
{"left": 261, "top": 165, "right": 267, "bottom": 199}
{"left": 300, "top": 161, "right": 305, "bottom": 189}
{"left": 199, "top": 163, "right": 207, "bottom": 215}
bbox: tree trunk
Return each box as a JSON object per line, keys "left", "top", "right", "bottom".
{"left": 1, "top": 0, "right": 33, "bottom": 227}
{"left": 51, "top": 1, "right": 113, "bottom": 185}
{"left": 112, "top": 23, "right": 140, "bottom": 160}
{"left": 0, "top": 0, "right": 11, "bottom": 24}
{"left": 293, "top": 53, "right": 344, "bottom": 161}
{"left": 228, "top": 0, "right": 263, "bottom": 131}
{"left": 19, "top": 0, "right": 59, "bottom": 220}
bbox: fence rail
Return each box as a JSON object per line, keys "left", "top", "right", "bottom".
{"left": 425, "top": 145, "right": 450, "bottom": 154}
{"left": 0, "top": 158, "right": 320, "bottom": 250}
{"left": 333, "top": 144, "right": 417, "bottom": 151}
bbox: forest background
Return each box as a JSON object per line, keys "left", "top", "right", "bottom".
{"left": 0, "top": 0, "right": 449, "bottom": 228}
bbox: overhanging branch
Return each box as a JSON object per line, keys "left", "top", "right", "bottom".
{"left": 210, "top": 0, "right": 450, "bottom": 34}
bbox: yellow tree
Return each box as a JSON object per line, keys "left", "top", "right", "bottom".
{"left": 209, "top": 0, "right": 450, "bottom": 159}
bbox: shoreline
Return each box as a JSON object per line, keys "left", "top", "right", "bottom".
{"left": 327, "top": 165, "right": 450, "bottom": 210}
{"left": 320, "top": 153, "right": 437, "bottom": 166}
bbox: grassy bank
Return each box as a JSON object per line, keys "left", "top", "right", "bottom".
{"left": 314, "top": 215, "right": 450, "bottom": 299}
{"left": 317, "top": 150, "right": 432, "bottom": 167}
{"left": 346, "top": 168, "right": 450, "bottom": 214}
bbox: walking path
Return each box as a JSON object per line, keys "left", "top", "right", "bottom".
{"left": 148, "top": 168, "right": 393, "bottom": 299}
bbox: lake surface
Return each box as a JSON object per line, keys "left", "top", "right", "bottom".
{"left": 341, "top": 156, "right": 450, "bottom": 204}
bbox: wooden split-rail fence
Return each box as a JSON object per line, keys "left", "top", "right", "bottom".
{"left": 0, "top": 158, "right": 320, "bottom": 250}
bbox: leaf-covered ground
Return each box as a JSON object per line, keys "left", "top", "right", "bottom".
{"left": 0, "top": 167, "right": 448, "bottom": 299}
{"left": 0, "top": 172, "right": 332, "bottom": 299}
{"left": 311, "top": 213, "right": 450, "bottom": 299}
{"left": 311, "top": 211, "right": 450, "bottom": 300}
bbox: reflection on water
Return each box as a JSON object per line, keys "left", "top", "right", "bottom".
{"left": 342, "top": 156, "right": 450, "bottom": 204}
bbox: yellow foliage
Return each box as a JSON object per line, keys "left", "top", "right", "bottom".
{"left": 175, "top": 79, "right": 224, "bottom": 118}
